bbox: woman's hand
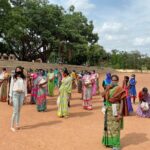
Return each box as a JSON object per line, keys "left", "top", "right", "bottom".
{"left": 116, "top": 114, "right": 122, "bottom": 122}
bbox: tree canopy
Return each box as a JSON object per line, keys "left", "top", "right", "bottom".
{"left": 0, "top": 0, "right": 150, "bottom": 70}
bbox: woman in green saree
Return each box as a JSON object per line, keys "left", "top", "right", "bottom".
{"left": 57, "top": 68, "right": 72, "bottom": 118}
{"left": 102, "top": 75, "right": 127, "bottom": 150}
{"left": 47, "top": 69, "right": 55, "bottom": 96}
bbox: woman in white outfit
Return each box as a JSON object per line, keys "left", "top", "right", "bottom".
{"left": 9, "top": 66, "right": 27, "bottom": 132}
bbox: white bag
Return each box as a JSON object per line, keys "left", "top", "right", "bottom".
{"left": 112, "top": 104, "right": 118, "bottom": 116}
{"left": 140, "top": 102, "right": 149, "bottom": 111}
{"left": 39, "top": 78, "right": 47, "bottom": 85}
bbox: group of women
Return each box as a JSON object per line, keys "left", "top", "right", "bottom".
{"left": 0, "top": 67, "right": 150, "bottom": 150}
{"left": 0, "top": 66, "right": 73, "bottom": 131}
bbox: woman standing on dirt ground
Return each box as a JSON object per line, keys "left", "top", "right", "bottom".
{"left": 136, "top": 87, "right": 150, "bottom": 118}
{"left": 0, "top": 68, "right": 9, "bottom": 102}
{"left": 36, "top": 70, "right": 47, "bottom": 112}
{"left": 101, "top": 75, "right": 127, "bottom": 150}
{"left": 57, "top": 68, "right": 72, "bottom": 118}
{"left": 82, "top": 71, "right": 93, "bottom": 110}
{"left": 122, "top": 76, "right": 133, "bottom": 115}
{"left": 129, "top": 74, "right": 137, "bottom": 104}
{"left": 9, "top": 66, "right": 27, "bottom": 132}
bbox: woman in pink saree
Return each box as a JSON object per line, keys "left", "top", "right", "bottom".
{"left": 82, "top": 72, "right": 92, "bottom": 110}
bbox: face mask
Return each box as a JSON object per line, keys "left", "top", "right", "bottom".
{"left": 16, "top": 71, "right": 22, "bottom": 75}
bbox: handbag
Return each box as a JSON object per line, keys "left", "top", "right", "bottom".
{"left": 140, "top": 101, "right": 149, "bottom": 111}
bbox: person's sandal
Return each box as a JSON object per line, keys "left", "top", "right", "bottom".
{"left": 11, "top": 127, "right": 16, "bottom": 132}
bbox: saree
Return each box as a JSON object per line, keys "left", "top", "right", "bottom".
{"left": 54, "top": 69, "right": 59, "bottom": 87}
{"left": 36, "top": 76, "right": 47, "bottom": 111}
{"left": 0, "top": 72, "right": 9, "bottom": 102}
{"left": 102, "top": 85, "right": 126, "bottom": 148}
{"left": 57, "top": 76, "right": 72, "bottom": 117}
{"left": 31, "top": 76, "right": 39, "bottom": 104}
{"left": 123, "top": 83, "right": 133, "bottom": 113}
{"left": 47, "top": 72, "right": 55, "bottom": 96}
{"left": 82, "top": 74, "right": 92, "bottom": 109}
{"left": 91, "top": 73, "right": 97, "bottom": 96}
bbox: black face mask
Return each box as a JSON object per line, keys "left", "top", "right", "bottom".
{"left": 16, "top": 71, "right": 22, "bottom": 75}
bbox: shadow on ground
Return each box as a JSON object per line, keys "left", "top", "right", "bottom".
{"left": 21, "top": 120, "right": 62, "bottom": 129}
{"left": 122, "top": 132, "right": 149, "bottom": 148}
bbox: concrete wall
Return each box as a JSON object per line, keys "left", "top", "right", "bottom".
{"left": 0, "top": 60, "right": 105, "bottom": 72}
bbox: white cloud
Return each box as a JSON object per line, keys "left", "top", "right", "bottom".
{"left": 133, "top": 37, "right": 150, "bottom": 46}
{"left": 104, "top": 34, "right": 114, "bottom": 41}
{"left": 104, "top": 34, "right": 127, "bottom": 41}
{"left": 100, "top": 22, "right": 123, "bottom": 33}
{"left": 49, "top": 0, "right": 95, "bottom": 13}
{"left": 65, "top": 0, "right": 95, "bottom": 12}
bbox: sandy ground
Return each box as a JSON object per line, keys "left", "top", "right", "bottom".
{"left": 0, "top": 73, "right": 150, "bottom": 150}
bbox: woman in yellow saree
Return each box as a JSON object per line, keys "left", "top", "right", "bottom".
{"left": 57, "top": 68, "right": 72, "bottom": 117}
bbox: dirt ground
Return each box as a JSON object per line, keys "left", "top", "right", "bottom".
{"left": 0, "top": 73, "right": 150, "bottom": 150}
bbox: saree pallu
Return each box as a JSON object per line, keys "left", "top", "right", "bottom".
{"left": 0, "top": 79, "right": 8, "bottom": 102}
{"left": 36, "top": 87, "right": 47, "bottom": 111}
{"left": 102, "top": 104, "right": 123, "bottom": 148}
{"left": 48, "top": 79, "right": 55, "bottom": 96}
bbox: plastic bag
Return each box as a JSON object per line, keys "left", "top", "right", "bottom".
{"left": 140, "top": 102, "right": 149, "bottom": 111}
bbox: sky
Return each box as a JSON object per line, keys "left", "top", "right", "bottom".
{"left": 48, "top": 0, "right": 150, "bottom": 55}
